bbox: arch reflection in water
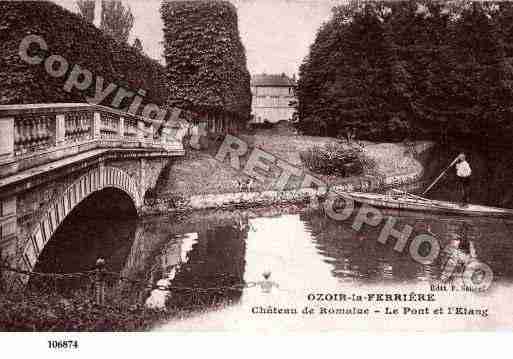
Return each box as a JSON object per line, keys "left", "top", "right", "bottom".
{"left": 30, "top": 202, "right": 513, "bottom": 323}
{"left": 118, "top": 213, "right": 249, "bottom": 309}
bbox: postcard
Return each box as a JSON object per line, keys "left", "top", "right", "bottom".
{"left": 1, "top": 1, "right": 512, "bottom": 349}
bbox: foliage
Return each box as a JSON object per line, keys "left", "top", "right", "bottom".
{"left": 0, "top": 2, "right": 168, "bottom": 109}
{"left": 297, "top": 0, "right": 513, "bottom": 143}
{"left": 133, "top": 38, "right": 144, "bottom": 54}
{"left": 76, "top": 0, "right": 94, "bottom": 23}
{"left": 300, "top": 142, "right": 370, "bottom": 177}
{"left": 160, "top": 0, "right": 252, "bottom": 122}
{"left": 76, "top": 0, "right": 134, "bottom": 44}
{"left": 0, "top": 291, "right": 162, "bottom": 331}
{"left": 100, "top": 1, "right": 134, "bottom": 44}
{"left": 251, "top": 120, "right": 275, "bottom": 130}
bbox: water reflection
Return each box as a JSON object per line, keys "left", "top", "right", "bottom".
{"left": 34, "top": 203, "right": 513, "bottom": 329}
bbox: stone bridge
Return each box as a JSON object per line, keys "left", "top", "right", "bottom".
{"left": 0, "top": 103, "right": 184, "bottom": 286}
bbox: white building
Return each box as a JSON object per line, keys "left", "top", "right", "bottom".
{"left": 250, "top": 73, "right": 296, "bottom": 124}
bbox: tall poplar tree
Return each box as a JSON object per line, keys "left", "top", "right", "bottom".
{"left": 76, "top": 0, "right": 134, "bottom": 44}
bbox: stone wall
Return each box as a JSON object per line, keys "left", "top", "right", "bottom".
{"left": 107, "top": 158, "right": 169, "bottom": 200}
{"left": 141, "top": 168, "right": 426, "bottom": 214}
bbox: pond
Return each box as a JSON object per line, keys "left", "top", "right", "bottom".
{"left": 34, "top": 201, "right": 513, "bottom": 331}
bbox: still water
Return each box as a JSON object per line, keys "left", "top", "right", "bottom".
{"left": 35, "top": 203, "right": 513, "bottom": 331}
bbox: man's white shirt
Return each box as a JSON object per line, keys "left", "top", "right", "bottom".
{"left": 456, "top": 160, "right": 472, "bottom": 178}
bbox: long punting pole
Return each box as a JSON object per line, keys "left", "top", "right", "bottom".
{"left": 391, "top": 189, "right": 430, "bottom": 202}
{"left": 422, "top": 155, "right": 460, "bottom": 196}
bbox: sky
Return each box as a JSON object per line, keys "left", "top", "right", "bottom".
{"left": 53, "top": 0, "right": 340, "bottom": 76}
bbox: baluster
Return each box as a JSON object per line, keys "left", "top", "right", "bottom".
{"left": 69, "top": 115, "right": 75, "bottom": 142}
{"left": 30, "top": 119, "right": 37, "bottom": 148}
{"left": 71, "top": 116, "right": 75, "bottom": 141}
{"left": 73, "top": 116, "right": 78, "bottom": 141}
{"left": 85, "top": 114, "right": 91, "bottom": 139}
{"left": 73, "top": 115, "right": 77, "bottom": 141}
{"left": 32, "top": 118, "right": 40, "bottom": 147}
{"left": 80, "top": 115, "right": 84, "bottom": 139}
{"left": 21, "top": 120, "right": 27, "bottom": 150}
{"left": 41, "top": 117, "right": 47, "bottom": 146}
{"left": 78, "top": 116, "right": 83, "bottom": 141}
{"left": 31, "top": 119, "right": 37, "bottom": 147}
{"left": 66, "top": 116, "right": 71, "bottom": 141}
{"left": 23, "top": 120, "right": 31, "bottom": 151}
{"left": 14, "top": 121, "right": 21, "bottom": 152}
{"left": 80, "top": 115, "right": 84, "bottom": 140}
{"left": 42, "top": 116, "right": 50, "bottom": 146}
{"left": 37, "top": 118, "right": 44, "bottom": 147}
{"left": 18, "top": 120, "right": 25, "bottom": 151}
{"left": 65, "top": 116, "right": 70, "bottom": 141}
{"left": 84, "top": 115, "right": 89, "bottom": 139}
{"left": 77, "top": 115, "right": 82, "bottom": 141}
{"left": 29, "top": 119, "right": 35, "bottom": 148}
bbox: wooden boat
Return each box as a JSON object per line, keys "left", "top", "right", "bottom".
{"left": 336, "top": 190, "right": 513, "bottom": 218}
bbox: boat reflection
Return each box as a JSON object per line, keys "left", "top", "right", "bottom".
{"left": 32, "top": 203, "right": 513, "bottom": 328}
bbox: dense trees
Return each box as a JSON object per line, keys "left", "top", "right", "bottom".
{"left": 76, "top": 0, "right": 94, "bottom": 23}
{"left": 100, "top": 1, "right": 134, "bottom": 43}
{"left": 77, "top": 0, "right": 134, "bottom": 44}
{"left": 160, "top": 1, "right": 252, "bottom": 122}
{"left": 297, "top": 1, "right": 513, "bottom": 144}
{"left": 0, "top": 2, "right": 167, "bottom": 107}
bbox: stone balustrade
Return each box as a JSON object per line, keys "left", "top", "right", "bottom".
{"left": 13, "top": 113, "right": 55, "bottom": 155}
{"left": 65, "top": 111, "right": 93, "bottom": 144}
{"left": 0, "top": 103, "right": 184, "bottom": 175}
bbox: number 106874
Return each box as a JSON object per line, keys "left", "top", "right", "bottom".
{"left": 48, "top": 340, "right": 79, "bottom": 350}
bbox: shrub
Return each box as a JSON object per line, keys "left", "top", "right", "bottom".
{"left": 0, "top": 290, "right": 170, "bottom": 331}
{"left": 251, "top": 120, "right": 274, "bottom": 130}
{"left": 160, "top": 1, "right": 252, "bottom": 122}
{"left": 300, "top": 142, "right": 371, "bottom": 177}
{"left": 0, "top": 2, "right": 168, "bottom": 108}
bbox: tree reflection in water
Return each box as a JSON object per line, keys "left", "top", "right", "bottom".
{"left": 301, "top": 207, "right": 513, "bottom": 285}
{"left": 30, "top": 203, "right": 513, "bottom": 314}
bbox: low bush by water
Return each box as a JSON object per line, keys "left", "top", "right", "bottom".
{"left": 0, "top": 287, "right": 236, "bottom": 331}
{"left": 0, "top": 291, "right": 166, "bottom": 331}
{"left": 300, "top": 142, "right": 374, "bottom": 177}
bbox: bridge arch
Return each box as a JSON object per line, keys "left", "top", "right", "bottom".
{"left": 19, "top": 166, "right": 141, "bottom": 273}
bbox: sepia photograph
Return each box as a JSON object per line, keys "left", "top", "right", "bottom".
{"left": 1, "top": 0, "right": 513, "bottom": 352}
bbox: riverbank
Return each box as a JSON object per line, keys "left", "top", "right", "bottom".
{"left": 146, "top": 133, "right": 434, "bottom": 213}
{"left": 0, "top": 291, "right": 167, "bottom": 331}
{"left": 0, "top": 288, "right": 237, "bottom": 331}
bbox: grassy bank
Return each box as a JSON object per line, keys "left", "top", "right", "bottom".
{"left": 0, "top": 291, "right": 167, "bottom": 331}
{"left": 0, "top": 287, "right": 234, "bottom": 331}
{"left": 156, "top": 130, "right": 433, "bottom": 200}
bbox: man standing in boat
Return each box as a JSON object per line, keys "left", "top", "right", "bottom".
{"left": 455, "top": 153, "right": 472, "bottom": 204}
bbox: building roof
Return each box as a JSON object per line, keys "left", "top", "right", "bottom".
{"left": 251, "top": 73, "right": 296, "bottom": 87}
